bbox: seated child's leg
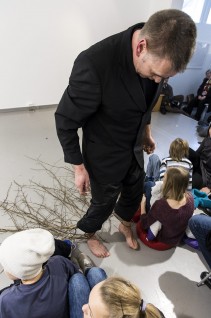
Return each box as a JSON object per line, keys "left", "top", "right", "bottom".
{"left": 189, "top": 215, "right": 211, "bottom": 268}
{"left": 86, "top": 267, "right": 107, "bottom": 290}
{"left": 69, "top": 272, "right": 91, "bottom": 318}
{"left": 144, "top": 181, "right": 155, "bottom": 212}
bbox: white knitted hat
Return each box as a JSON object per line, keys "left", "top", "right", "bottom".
{"left": 0, "top": 228, "right": 55, "bottom": 280}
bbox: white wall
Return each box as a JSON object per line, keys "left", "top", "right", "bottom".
{"left": 0, "top": 0, "right": 173, "bottom": 109}
{"left": 2, "top": 0, "right": 211, "bottom": 108}
{"left": 169, "top": 23, "right": 211, "bottom": 97}
{"left": 168, "top": 0, "right": 211, "bottom": 97}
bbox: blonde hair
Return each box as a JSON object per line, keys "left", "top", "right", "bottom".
{"left": 99, "top": 277, "right": 164, "bottom": 318}
{"left": 169, "top": 138, "right": 189, "bottom": 161}
{"left": 162, "top": 167, "right": 189, "bottom": 201}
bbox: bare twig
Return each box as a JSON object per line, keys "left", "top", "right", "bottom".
{"left": 0, "top": 159, "right": 91, "bottom": 241}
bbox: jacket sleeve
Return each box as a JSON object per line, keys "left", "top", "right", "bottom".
{"left": 197, "top": 78, "right": 207, "bottom": 96}
{"left": 140, "top": 200, "right": 161, "bottom": 229}
{"left": 55, "top": 53, "right": 101, "bottom": 165}
{"left": 196, "top": 138, "right": 206, "bottom": 156}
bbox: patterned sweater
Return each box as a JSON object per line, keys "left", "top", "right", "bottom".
{"left": 160, "top": 157, "right": 193, "bottom": 190}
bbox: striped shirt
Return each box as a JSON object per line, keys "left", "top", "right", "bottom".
{"left": 160, "top": 157, "right": 193, "bottom": 190}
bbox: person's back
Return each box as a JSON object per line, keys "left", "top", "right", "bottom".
{"left": 140, "top": 167, "right": 194, "bottom": 246}
{"left": 160, "top": 138, "right": 193, "bottom": 190}
{"left": 146, "top": 194, "right": 194, "bottom": 245}
{"left": 0, "top": 229, "right": 78, "bottom": 318}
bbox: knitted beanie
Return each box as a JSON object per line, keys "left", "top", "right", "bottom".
{"left": 0, "top": 228, "right": 55, "bottom": 280}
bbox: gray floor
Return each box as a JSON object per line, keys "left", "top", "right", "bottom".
{"left": 0, "top": 108, "right": 210, "bottom": 317}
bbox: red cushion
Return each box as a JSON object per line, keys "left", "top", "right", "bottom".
{"left": 136, "top": 221, "right": 174, "bottom": 251}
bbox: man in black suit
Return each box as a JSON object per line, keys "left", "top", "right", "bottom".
{"left": 55, "top": 9, "right": 196, "bottom": 257}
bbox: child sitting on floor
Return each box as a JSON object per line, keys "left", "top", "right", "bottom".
{"left": 160, "top": 138, "right": 193, "bottom": 190}
{"left": 0, "top": 228, "right": 106, "bottom": 318}
{"left": 138, "top": 167, "right": 194, "bottom": 249}
{"left": 141, "top": 138, "right": 193, "bottom": 217}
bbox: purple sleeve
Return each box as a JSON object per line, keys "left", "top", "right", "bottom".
{"left": 140, "top": 200, "right": 162, "bottom": 229}
{"left": 147, "top": 229, "right": 156, "bottom": 240}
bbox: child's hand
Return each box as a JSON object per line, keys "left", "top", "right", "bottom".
{"left": 200, "top": 187, "right": 210, "bottom": 194}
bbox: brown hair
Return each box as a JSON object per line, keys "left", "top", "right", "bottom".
{"left": 140, "top": 9, "right": 196, "bottom": 72}
{"left": 100, "top": 276, "right": 164, "bottom": 318}
{"left": 169, "top": 138, "right": 189, "bottom": 161}
{"left": 162, "top": 167, "right": 189, "bottom": 201}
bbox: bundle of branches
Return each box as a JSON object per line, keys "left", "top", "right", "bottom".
{"left": 0, "top": 159, "right": 90, "bottom": 240}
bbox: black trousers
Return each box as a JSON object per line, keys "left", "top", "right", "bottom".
{"left": 77, "top": 158, "right": 145, "bottom": 233}
{"left": 189, "top": 147, "right": 203, "bottom": 189}
{"left": 185, "top": 98, "right": 209, "bottom": 121}
{"left": 195, "top": 100, "right": 209, "bottom": 121}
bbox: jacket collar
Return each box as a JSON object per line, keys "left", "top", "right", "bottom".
{"left": 119, "top": 24, "right": 163, "bottom": 112}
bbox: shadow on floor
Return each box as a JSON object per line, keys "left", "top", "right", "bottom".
{"left": 159, "top": 271, "right": 211, "bottom": 318}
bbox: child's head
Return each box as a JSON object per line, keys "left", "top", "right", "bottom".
{"left": 206, "top": 69, "right": 211, "bottom": 79}
{"left": 169, "top": 138, "right": 189, "bottom": 161}
{"left": 162, "top": 167, "right": 189, "bottom": 201}
{"left": 82, "top": 276, "right": 164, "bottom": 318}
{"left": 0, "top": 228, "right": 55, "bottom": 281}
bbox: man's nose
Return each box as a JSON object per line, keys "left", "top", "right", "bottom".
{"left": 153, "top": 76, "right": 163, "bottom": 83}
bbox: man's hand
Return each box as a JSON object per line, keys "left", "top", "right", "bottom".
{"left": 74, "top": 164, "right": 90, "bottom": 195}
{"left": 143, "top": 125, "right": 155, "bottom": 154}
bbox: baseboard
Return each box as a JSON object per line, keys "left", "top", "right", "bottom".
{"left": 0, "top": 104, "right": 57, "bottom": 113}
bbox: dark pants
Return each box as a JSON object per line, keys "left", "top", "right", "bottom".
{"left": 77, "top": 158, "right": 145, "bottom": 233}
{"left": 184, "top": 96, "right": 198, "bottom": 115}
{"left": 144, "top": 180, "right": 155, "bottom": 213}
{"left": 188, "top": 147, "right": 203, "bottom": 189}
{"left": 195, "top": 101, "right": 209, "bottom": 121}
{"left": 189, "top": 215, "right": 211, "bottom": 268}
{"left": 185, "top": 98, "right": 209, "bottom": 121}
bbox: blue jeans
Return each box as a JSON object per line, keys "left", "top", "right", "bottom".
{"left": 189, "top": 215, "right": 211, "bottom": 268}
{"left": 69, "top": 267, "right": 107, "bottom": 318}
{"left": 144, "top": 181, "right": 155, "bottom": 213}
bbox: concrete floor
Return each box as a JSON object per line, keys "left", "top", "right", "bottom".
{"left": 0, "top": 107, "right": 210, "bottom": 317}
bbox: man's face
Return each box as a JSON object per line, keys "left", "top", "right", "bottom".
{"left": 133, "top": 39, "right": 176, "bottom": 83}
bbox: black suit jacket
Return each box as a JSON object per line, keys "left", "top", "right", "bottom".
{"left": 55, "top": 24, "right": 162, "bottom": 183}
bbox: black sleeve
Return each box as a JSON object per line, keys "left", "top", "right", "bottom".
{"left": 53, "top": 239, "right": 71, "bottom": 258}
{"left": 55, "top": 52, "right": 101, "bottom": 165}
{"left": 197, "top": 78, "right": 207, "bottom": 96}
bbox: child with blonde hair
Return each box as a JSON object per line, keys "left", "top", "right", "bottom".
{"left": 138, "top": 167, "right": 194, "bottom": 249}
{"left": 160, "top": 137, "right": 193, "bottom": 190}
{"left": 0, "top": 228, "right": 107, "bottom": 318}
{"left": 82, "top": 276, "right": 165, "bottom": 318}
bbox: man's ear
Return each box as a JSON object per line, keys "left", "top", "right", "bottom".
{"left": 136, "top": 38, "right": 147, "bottom": 56}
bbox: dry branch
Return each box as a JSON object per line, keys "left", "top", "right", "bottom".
{"left": 0, "top": 159, "right": 91, "bottom": 240}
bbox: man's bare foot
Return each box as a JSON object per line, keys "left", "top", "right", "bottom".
{"left": 119, "top": 222, "right": 140, "bottom": 250}
{"left": 87, "top": 235, "right": 110, "bottom": 258}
